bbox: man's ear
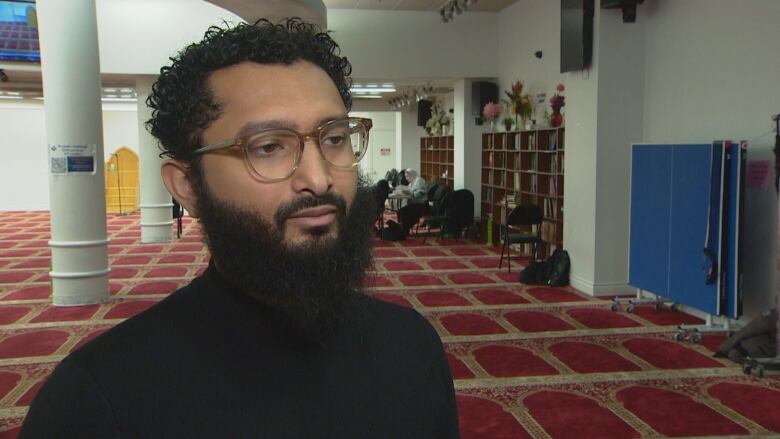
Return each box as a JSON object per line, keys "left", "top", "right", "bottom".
{"left": 161, "top": 160, "right": 201, "bottom": 218}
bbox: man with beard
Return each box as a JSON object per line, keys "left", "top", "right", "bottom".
{"left": 20, "top": 19, "right": 459, "bottom": 438}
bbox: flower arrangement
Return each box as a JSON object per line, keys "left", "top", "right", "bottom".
{"left": 482, "top": 101, "right": 501, "bottom": 122}
{"left": 549, "top": 83, "right": 565, "bottom": 127}
{"left": 425, "top": 101, "right": 450, "bottom": 135}
{"left": 503, "top": 80, "right": 533, "bottom": 124}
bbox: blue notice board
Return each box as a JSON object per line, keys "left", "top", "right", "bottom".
{"left": 628, "top": 145, "right": 672, "bottom": 296}
{"left": 629, "top": 144, "right": 722, "bottom": 316}
{"left": 667, "top": 145, "right": 720, "bottom": 316}
{"left": 723, "top": 141, "right": 745, "bottom": 319}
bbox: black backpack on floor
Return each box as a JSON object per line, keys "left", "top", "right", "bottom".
{"left": 381, "top": 220, "right": 407, "bottom": 241}
{"left": 519, "top": 249, "right": 570, "bottom": 286}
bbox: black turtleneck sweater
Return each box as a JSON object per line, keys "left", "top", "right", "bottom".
{"left": 19, "top": 265, "right": 460, "bottom": 438}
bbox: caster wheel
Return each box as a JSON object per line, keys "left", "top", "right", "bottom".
{"left": 610, "top": 303, "right": 619, "bottom": 312}
{"left": 626, "top": 304, "right": 635, "bottom": 313}
{"left": 674, "top": 331, "right": 686, "bottom": 341}
{"left": 670, "top": 303, "right": 679, "bottom": 312}
{"left": 691, "top": 333, "right": 702, "bottom": 344}
{"left": 742, "top": 363, "right": 753, "bottom": 375}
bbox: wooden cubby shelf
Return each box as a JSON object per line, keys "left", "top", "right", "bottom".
{"left": 420, "top": 135, "right": 454, "bottom": 189}
{"left": 480, "top": 127, "right": 565, "bottom": 258}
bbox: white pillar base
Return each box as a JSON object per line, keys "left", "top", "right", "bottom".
{"left": 48, "top": 239, "right": 109, "bottom": 305}
{"left": 140, "top": 203, "right": 174, "bottom": 243}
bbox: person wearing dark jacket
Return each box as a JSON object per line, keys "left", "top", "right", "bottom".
{"left": 20, "top": 19, "right": 459, "bottom": 438}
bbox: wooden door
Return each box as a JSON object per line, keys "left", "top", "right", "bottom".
{"left": 105, "top": 147, "right": 139, "bottom": 214}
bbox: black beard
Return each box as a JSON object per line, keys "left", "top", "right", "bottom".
{"left": 193, "top": 175, "right": 376, "bottom": 346}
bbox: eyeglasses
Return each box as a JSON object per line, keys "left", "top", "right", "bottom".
{"left": 191, "top": 117, "right": 372, "bottom": 182}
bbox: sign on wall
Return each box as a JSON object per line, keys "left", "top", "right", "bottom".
{"left": 48, "top": 144, "right": 96, "bottom": 175}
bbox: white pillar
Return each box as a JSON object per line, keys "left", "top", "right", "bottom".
{"left": 395, "top": 105, "right": 424, "bottom": 173}
{"left": 137, "top": 77, "right": 174, "bottom": 243}
{"left": 453, "top": 79, "right": 486, "bottom": 217}
{"left": 38, "top": 0, "right": 109, "bottom": 305}
{"left": 565, "top": 7, "right": 645, "bottom": 297}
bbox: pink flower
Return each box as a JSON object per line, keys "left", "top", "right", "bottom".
{"left": 556, "top": 83, "right": 565, "bottom": 93}
{"left": 482, "top": 101, "right": 501, "bottom": 119}
{"left": 511, "top": 81, "right": 524, "bottom": 95}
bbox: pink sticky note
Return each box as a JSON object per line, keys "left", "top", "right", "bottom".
{"left": 747, "top": 160, "right": 771, "bottom": 189}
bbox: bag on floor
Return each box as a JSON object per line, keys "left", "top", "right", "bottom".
{"left": 519, "top": 260, "right": 549, "bottom": 285}
{"left": 546, "top": 249, "right": 570, "bottom": 287}
{"left": 381, "top": 220, "right": 407, "bottom": 241}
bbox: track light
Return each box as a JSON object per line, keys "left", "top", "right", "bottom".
{"left": 439, "top": 0, "right": 478, "bottom": 23}
{"left": 387, "top": 84, "right": 435, "bottom": 110}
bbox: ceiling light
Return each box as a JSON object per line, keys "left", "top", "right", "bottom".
{"left": 439, "top": 0, "right": 478, "bottom": 23}
{"left": 350, "top": 86, "right": 396, "bottom": 93}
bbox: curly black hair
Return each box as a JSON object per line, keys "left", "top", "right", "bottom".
{"left": 146, "top": 18, "right": 353, "bottom": 161}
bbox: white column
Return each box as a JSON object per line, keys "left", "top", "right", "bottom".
{"left": 38, "top": 0, "right": 108, "bottom": 305}
{"left": 137, "top": 77, "right": 174, "bottom": 243}
{"left": 453, "top": 79, "right": 486, "bottom": 217}
{"left": 565, "top": 7, "right": 645, "bottom": 297}
{"left": 395, "top": 105, "right": 424, "bottom": 173}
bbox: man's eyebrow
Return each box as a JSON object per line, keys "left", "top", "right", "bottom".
{"left": 235, "top": 114, "right": 349, "bottom": 138}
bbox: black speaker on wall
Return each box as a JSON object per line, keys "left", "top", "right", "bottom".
{"left": 471, "top": 81, "right": 498, "bottom": 125}
{"left": 417, "top": 100, "right": 433, "bottom": 126}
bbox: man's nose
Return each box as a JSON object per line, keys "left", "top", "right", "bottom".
{"left": 290, "top": 137, "right": 333, "bottom": 196}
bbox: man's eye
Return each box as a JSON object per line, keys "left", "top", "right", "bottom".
{"left": 249, "top": 142, "right": 284, "bottom": 156}
{"left": 322, "top": 135, "right": 347, "bottom": 147}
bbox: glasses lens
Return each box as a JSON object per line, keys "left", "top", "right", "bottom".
{"left": 243, "top": 130, "right": 300, "bottom": 179}
{"left": 319, "top": 119, "right": 367, "bottom": 168}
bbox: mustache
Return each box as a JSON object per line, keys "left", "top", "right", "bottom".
{"left": 274, "top": 193, "right": 348, "bottom": 228}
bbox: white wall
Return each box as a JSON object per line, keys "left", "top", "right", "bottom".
{"left": 328, "top": 10, "right": 499, "bottom": 80}
{"left": 0, "top": 101, "right": 141, "bottom": 210}
{"left": 498, "top": 0, "right": 564, "bottom": 122}
{"left": 102, "top": 103, "right": 140, "bottom": 155}
{"left": 93, "top": 3, "right": 501, "bottom": 80}
{"left": 350, "top": 111, "right": 396, "bottom": 183}
{"left": 641, "top": 0, "right": 780, "bottom": 318}
{"left": 95, "top": 0, "right": 243, "bottom": 74}
{"left": 0, "top": 103, "right": 49, "bottom": 210}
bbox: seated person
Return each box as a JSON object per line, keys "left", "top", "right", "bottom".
{"left": 397, "top": 169, "right": 428, "bottom": 233}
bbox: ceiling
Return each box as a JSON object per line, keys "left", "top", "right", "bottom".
{"left": 0, "top": 0, "right": 517, "bottom": 100}
{"left": 323, "top": 0, "right": 517, "bottom": 12}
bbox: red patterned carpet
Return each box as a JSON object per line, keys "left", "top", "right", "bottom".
{"left": 1, "top": 211, "right": 779, "bottom": 438}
